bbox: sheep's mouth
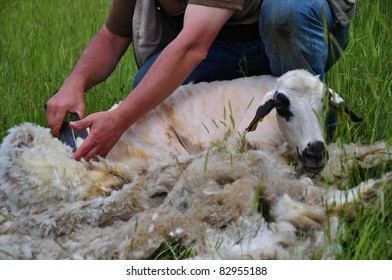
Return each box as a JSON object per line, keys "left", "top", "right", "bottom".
{"left": 297, "top": 143, "right": 328, "bottom": 175}
{"left": 302, "top": 164, "right": 325, "bottom": 174}
{"left": 298, "top": 155, "right": 326, "bottom": 175}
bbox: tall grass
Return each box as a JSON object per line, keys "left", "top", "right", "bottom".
{"left": 326, "top": 1, "right": 392, "bottom": 144}
{"left": 0, "top": 0, "right": 136, "bottom": 139}
{"left": 324, "top": 0, "right": 392, "bottom": 260}
{"left": 0, "top": 0, "right": 391, "bottom": 259}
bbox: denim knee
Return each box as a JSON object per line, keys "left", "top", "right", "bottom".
{"left": 260, "top": 0, "right": 334, "bottom": 79}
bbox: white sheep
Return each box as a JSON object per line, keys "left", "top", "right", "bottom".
{"left": 106, "top": 69, "right": 361, "bottom": 174}
{"left": 0, "top": 69, "right": 386, "bottom": 260}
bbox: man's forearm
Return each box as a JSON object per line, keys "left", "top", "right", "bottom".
{"left": 115, "top": 37, "right": 205, "bottom": 129}
{"left": 64, "top": 25, "right": 131, "bottom": 93}
{"left": 116, "top": 7, "right": 235, "bottom": 130}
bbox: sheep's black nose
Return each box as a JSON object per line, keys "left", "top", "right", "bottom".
{"left": 300, "top": 141, "right": 328, "bottom": 174}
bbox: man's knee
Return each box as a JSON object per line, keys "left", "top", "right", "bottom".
{"left": 260, "top": 0, "right": 332, "bottom": 39}
{"left": 260, "top": 0, "right": 333, "bottom": 78}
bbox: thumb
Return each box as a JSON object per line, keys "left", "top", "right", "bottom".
{"left": 70, "top": 117, "right": 91, "bottom": 131}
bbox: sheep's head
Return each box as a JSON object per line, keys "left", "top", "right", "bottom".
{"left": 246, "top": 70, "right": 363, "bottom": 175}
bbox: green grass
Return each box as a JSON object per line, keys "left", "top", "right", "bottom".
{"left": 0, "top": 0, "right": 136, "bottom": 137}
{"left": 324, "top": 1, "right": 392, "bottom": 259}
{"left": 325, "top": 1, "right": 392, "bottom": 144}
{"left": 0, "top": 0, "right": 391, "bottom": 259}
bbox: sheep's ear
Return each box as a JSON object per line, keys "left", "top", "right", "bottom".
{"left": 328, "top": 88, "right": 363, "bottom": 123}
{"left": 246, "top": 98, "right": 276, "bottom": 132}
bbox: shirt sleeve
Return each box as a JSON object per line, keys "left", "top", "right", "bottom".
{"left": 187, "top": 0, "right": 245, "bottom": 11}
{"left": 104, "top": 0, "right": 136, "bottom": 37}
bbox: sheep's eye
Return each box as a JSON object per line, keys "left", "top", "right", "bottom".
{"left": 275, "top": 93, "right": 290, "bottom": 107}
{"left": 274, "top": 93, "right": 294, "bottom": 121}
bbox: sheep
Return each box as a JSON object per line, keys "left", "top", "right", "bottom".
{"left": 106, "top": 69, "right": 361, "bottom": 175}
{"left": 0, "top": 69, "right": 388, "bottom": 260}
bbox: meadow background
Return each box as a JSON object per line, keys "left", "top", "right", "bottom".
{"left": 0, "top": 0, "right": 391, "bottom": 259}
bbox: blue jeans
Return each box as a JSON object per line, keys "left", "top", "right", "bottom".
{"left": 132, "top": 0, "right": 349, "bottom": 88}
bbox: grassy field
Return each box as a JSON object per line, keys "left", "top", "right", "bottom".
{"left": 0, "top": 0, "right": 391, "bottom": 259}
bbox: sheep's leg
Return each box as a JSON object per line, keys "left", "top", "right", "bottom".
{"left": 325, "top": 172, "right": 392, "bottom": 214}
{"left": 322, "top": 141, "right": 392, "bottom": 185}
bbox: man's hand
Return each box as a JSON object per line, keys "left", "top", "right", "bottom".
{"left": 70, "top": 109, "right": 127, "bottom": 161}
{"left": 45, "top": 24, "right": 131, "bottom": 139}
{"left": 45, "top": 86, "right": 86, "bottom": 138}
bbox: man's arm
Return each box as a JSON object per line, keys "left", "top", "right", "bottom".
{"left": 45, "top": 24, "right": 132, "bottom": 137}
{"left": 72, "top": 4, "right": 235, "bottom": 160}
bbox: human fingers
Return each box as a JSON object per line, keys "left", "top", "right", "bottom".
{"left": 44, "top": 89, "right": 86, "bottom": 137}
{"left": 69, "top": 116, "right": 91, "bottom": 132}
{"left": 69, "top": 117, "right": 92, "bottom": 160}
{"left": 70, "top": 116, "right": 110, "bottom": 160}
{"left": 72, "top": 135, "right": 98, "bottom": 161}
{"left": 45, "top": 103, "right": 67, "bottom": 138}
{"left": 71, "top": 132, "right": 112, "bottom": 161}
{"left": 71, "top": 110, "right": 127, "bottom": 161}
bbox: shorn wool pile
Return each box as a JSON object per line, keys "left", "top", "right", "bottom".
{"left": 0, "top": 70, "right": 390, "bottom": 259}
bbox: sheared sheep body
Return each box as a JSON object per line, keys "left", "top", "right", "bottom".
{"left": 107, "top": 74, "right": 281, "bottom": 168}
